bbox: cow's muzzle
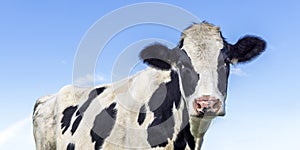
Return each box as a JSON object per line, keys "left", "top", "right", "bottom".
{"left": 193, "top": 95, "right": 224, "bottom": 117}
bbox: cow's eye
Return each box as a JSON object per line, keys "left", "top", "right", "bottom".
{"left": 179, "top": 64, "right": 183, "bottom": 69}
{"left": 225, "top": 58, "right": 231, "bottom": 64}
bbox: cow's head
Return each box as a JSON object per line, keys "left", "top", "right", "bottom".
{"left": 140, "top": 22, "right": 266, "bottom": 118}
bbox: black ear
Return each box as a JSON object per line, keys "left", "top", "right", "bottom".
{"left": 227, "top": 36, "right": 266, "bottom": 63}
{"left": 140, "top": 43, "right": 173, "bottom": 70}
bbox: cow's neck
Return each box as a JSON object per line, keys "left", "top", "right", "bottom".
{"left": 190, "top": 116, "right": 212, "bottom": 149}
{"left": 124, "top": 67, "right": 171, "bottom": 102}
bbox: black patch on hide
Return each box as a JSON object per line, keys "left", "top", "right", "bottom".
{"left": 147, "top": 71, "right": 181, "bottom": 147}
{"left": 71, "top": 87, "right": 106, "bottom": 135}
{"left": 137, "top": 104, "right": 146, "bottom": 125}
{"left": 217, "top": 49, "right": 230, "bottom": 97}
{"left": 70, "top": 115, "right": 82, "bottom": 135}
{"left": 61, "top": 105, "right": 78, "bottom": 134}
{"left": 174, "top": 102, "right": 195, "bottom": 150}
{"left": 90, "top": 102, "right": 117, "bottom": 150}
{"left": 66, "top": 143, "right": 75, "bottom": 150}
{"left": 177, "top": 49, "right": 199, "bottom": 97}
{"left": 77, "top": 87, "right": 106, "bottom": 116}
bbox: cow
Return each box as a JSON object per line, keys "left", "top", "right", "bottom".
{"left": 33, "top": 22, "right": 266, "bottom": 150}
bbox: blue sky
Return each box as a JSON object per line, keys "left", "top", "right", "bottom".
{"left": 0, "top": 0, "right": 300, "bottom": 149}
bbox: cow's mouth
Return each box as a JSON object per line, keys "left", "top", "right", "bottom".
{"left": 193, "top": 97, "right": 222, "bottom": 117}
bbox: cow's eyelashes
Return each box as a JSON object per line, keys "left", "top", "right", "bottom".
{"left": 218, "top": 63, "right": 229, "bottom": 71}
{"left": 225, "top": 58, "right": 231, "bottom": 64}
{"left": 224, "top": 62, "right": 231, "bottom": 68}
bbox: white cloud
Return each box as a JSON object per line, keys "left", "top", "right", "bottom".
{"left": 231, "top": 67, "right": 247, "bottom": 76}
{"left": 74, "top": 73, "right": 106, "bottom": 86}
{"left": 60, "top": 60, "right": 67, "bottom": 65}
{"left": 0, "top": 116, "right": 31, "bottom": 147}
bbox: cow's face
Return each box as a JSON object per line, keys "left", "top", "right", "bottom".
{"left": 140, "top": 22, "right": 266, "bottom": 118}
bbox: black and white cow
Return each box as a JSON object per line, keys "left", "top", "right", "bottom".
{"left": 33, "top": 22, "right": 266, "bottom": 150}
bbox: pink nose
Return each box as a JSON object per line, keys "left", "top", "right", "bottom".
{"left": 193, "top": 95, "right": 222, "bottom": 116}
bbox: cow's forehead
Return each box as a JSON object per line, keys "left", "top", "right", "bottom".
{"left": 180, "top": 23, "right": 224, "bottom": 70}
{"left": 181, "top": 22, "right": 222, "bottom": 41}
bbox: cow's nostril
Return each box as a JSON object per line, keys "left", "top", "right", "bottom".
{"left": 197, "top": 103, "right": 201, "bottom": 109}
{"left": 212, "top": 100, "right": 221, "bottom": 109}
{"left": 194, "top": 96, "right": 223, "bottom": 117}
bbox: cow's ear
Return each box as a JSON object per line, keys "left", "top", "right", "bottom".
{"left": 227, "top": 36, "right": 266, "bottom": 63}
{"left": 140, "top": 43, "right": 173, "bottom": 70}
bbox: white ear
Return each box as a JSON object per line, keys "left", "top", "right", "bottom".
{"left": 230, "top": 58, "right": 238, "bottom": 65}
